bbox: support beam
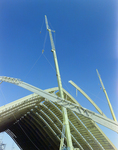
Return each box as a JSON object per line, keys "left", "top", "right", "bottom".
{"left": 45, "top": 15, "right": 73, "bottom": 150}
{"left": 69, "top": 80, "right": 106, "bottom": 116}
{"left": 96, "top": 69, "right": 117, "bottom": 122}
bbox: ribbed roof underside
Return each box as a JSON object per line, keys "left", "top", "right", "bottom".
{"left": 0, "top": 87, "right": 116, "bottom": 150}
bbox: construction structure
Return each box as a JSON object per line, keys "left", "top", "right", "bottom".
{"left": 0, "top": 16, "right": 117, "bottom": 150}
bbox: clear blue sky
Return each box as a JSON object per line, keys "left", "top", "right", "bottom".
{"left": 0, "top": 0, "right": 118, "bottom": 149}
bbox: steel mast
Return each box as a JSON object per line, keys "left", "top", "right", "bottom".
{"left": 45, "top": 15, "right": 73, "bottom": 150}
{"left": 96, "top": 69, "right": 117, "bottom": 121}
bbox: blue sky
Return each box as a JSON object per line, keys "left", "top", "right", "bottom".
{"left": 0, "top": 0, "right": 118, "bottom": 149}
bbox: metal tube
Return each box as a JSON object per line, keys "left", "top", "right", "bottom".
{"left": 69, "top": 80, "right": 106, "bottom": 117}
{"left": 96, "top": 69, "right": 117, "bottom": 122}
{"left": 45, "top": 15, "right": 73, "bottom": 150}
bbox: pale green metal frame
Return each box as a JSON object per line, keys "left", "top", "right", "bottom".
{"left": 0, "top": 76, "right": 117, "bottom": 134}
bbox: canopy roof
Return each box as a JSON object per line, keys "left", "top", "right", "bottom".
{"left": 0, "top": 87, "right": 116, "bottom": 150}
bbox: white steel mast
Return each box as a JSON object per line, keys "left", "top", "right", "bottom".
{"left": 45, "top": 15, "right": 73, "bottom": 150}
{"left": 96, "top": 69, "right": 117, "bottom": 122}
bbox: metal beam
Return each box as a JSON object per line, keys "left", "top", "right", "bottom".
{"left": 0, "top": 76, "right": 118, "bottom": 133}
{"left": 42, "top": 103, "right": 85, "bottom": 150}
{"left": 96, "top": 69, "right": 117, "bottom": 122}
{"left": 45, "top": 15, "right": 73, "bottom": 150}
{"left": 69, "top": 80, "right": 106, "bottom": 117}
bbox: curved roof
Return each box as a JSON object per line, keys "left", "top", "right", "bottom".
{"left": 0, "top": 87, "right": 116, "bottom": 150}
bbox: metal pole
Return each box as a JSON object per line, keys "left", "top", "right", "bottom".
{"left": 96, "top": 69, "right": 117, "bottom": 121}
{"left": 45, "top": 15, "right": 73, "bottom": 150}
{"left": 69, "top": 80, "right": 106, "bottom": 116}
